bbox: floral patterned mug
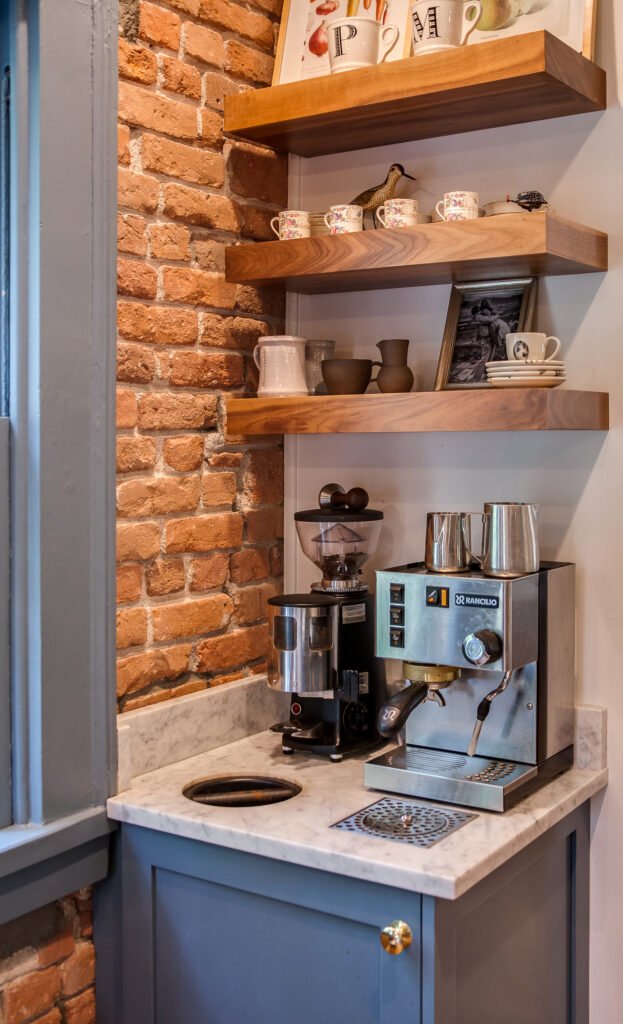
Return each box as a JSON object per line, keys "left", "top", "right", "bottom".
{"left": 377, "top": 198, "right": 419, "bottom": 228}
{"left": 435, "top": 191, "right": 479, "bottom": 222}
{"left": 323, "top": 204, "right": 364, "bottom": 235}
{"left": 270, "top": 210, "right": 311, "bottom": 240}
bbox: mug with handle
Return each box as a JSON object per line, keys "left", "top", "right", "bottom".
{"left": 327, "top": 17, "right": 400, "bottom": 73}
{"left": 463, "top": 502, "right": 539, "bottom": 578}
{"left": 505, "top": 332, "right": 562, "bottom": 362}
{"left": 425, "top": 512, "right": 471, "bottom": 573}
{"left": 410, "top": 0, "right": 483, "bottom": 55}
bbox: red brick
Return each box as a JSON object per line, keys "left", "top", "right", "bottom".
{"left": 116, "top": 435, "right": 157, "bottom": 473}
{"left": 29, "top": 1010, "right": 62, "bottom": 1024}
{"left": 239, "top": 202, "right": 275, "bottom": 242}
{"left": 5, "top": 967, "right": 61, "bottom": 1024}
{"left": 165, "top": 513, "right": 243, "bottom": 553}
{"left": 201, "top": 471, "right": 237, "bottom": 508}
{"left": 117, "top": 607, "right": 148, "bottom": 649}
{"left": 193, "top": 240, "right": 225, "bottom": 273}
{"left": 210, "top": 670, "right": 245, "bottom": 687}
{"left": 142, "top": 133, "right": 224, "bottom": 187}
{"left": 183, "top": 21, "right": 225, "bottom": 67}
{"left": 39, "top": 927, "right": 75, "bottom": 968}
{"left": 117, "top": 257, "right": 157, "bottom": 300}
{"left": 244, "top": 449, "right": 283, "bottom": 505}
{"left": 190, "top": 552, "right": 229, "bottom": 591}
{"left": 203, "top": 72, "right": 240, "bottom": 111}
{"left": 162, "top": 437, "right": 202, "bottom": 472}
{"left": 118, "top": 302, "right": 198, "bottom": 346}
{"left": 118, "top": 124, "right": 131, "bottom": 166}
{"left": 236, "top": 283, "right": 285, "bottom": 318}
{"left": 116, "top": 522, "right": 161, "bottom": 563}
{"left": 118, "top": 38, "right": 158, "bottom": 83}
{"left": 146, "top": 558, "right": 186, "bottom": 596}
{"left": 199, "top": 0, "right": 274, "bottom": 51}
{"left": 60, "top": 943, "right": 95, "bottom": 998}
{"left": 152, "top": 594, "right": 232, "bottom": 641}
{"left": 117, "top": 644, "right": 192, "bottom": 697}
{"left": 138, "top": 393, "right": 218, "bottom": 430}
{"left": 123, "top": 689, "right": 171, "bottom": 711}
{"left": 64, "top": 988, "right": 96, "bottom": 1024}
{"left": 249, "top": 0, "right": 283, "bottom": 13}
{"left": 167, "top": 0, "right": 201, "bottom": 12}
{"left": 138, "top": 2, "right": 181, "bottom": 50}
{"left": 117, "top": 342, "right": 156, "bottom": 384}
{"left": 118, "top": 168, "right": 159, "bottom": 213}
{"left": 117, "top": 389, "right": 138, "bottom": 428}
{"left": 163, "top": 183, "right": 240, "bottom": 231}
{"left": 269, "top": 542, "right": 282, "bottom": 576}
{"left": 196, "top": 623, "right": 268, "bottom": 672}
{"left": 161, "top": 55, "right": 202, "bottom": 99}
{"left": 149, "top": 222, "right": 191, "bottom": 262}
{"left": 209, "top": 450, "right": 243, "bottom": 467}
{"left": 162, "top": 267, "right": 237, "bottom": 309}
{"left": 233, "top": 582, "right": 278, "bottom": 624}
{"left": 116, "top": 564, "right": 143, "bottom": 604}
{"left": 205, "top": 315, "right": 268, "bottom": 351}
{"left": 170, "top": 678, "right": 206, "bottom": 698}
{"left": 119, "top": 82, "right": 197, "bottom": 140}
{"left": 117, "top": 475, "right": 201, "bottom": 518}
{"left": 199, "top": 109, "right": 224, "bottom": 148}
{"left": 226, "top": 39, "right": 273, "bottom": 85}
{"left": 118, "top": 213, "right": 148, "bottom": 257}
{"left": 244, "top": 506, "right": 283, "bottom": 542}
{"left": 169, "top": 351, "right": 243, "bottom": 388}
{"left": 230, "top": 546, "right": 270, "bottom": 583}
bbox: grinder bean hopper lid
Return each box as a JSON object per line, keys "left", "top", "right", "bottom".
{"left": 294, "top": 483, "right": 383, "bottom": 592}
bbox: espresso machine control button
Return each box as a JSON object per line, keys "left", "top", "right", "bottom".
{"left": 389, "top": 605, "right": 404, "bottom": 626}
{"left": 390, "top": 584, "right": 405, "bottom": 604}
{"left": 390, "top": 628, "right": 404, "bottom": 648}
{"left": 462, "top": 629, "right": 503, "bottom": 666}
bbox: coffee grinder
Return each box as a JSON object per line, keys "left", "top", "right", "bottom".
{"left": 268, "top": 484, "right": 385, "bottom": 761}
{"left": 365, "top": 561, "right": 575, "bottom": 810}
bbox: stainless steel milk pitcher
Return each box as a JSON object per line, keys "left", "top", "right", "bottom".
{"left": 425, "top": 512, "right": 471, "bottom": 573}
{"left": 465, "top": 502, "right": 539, "bottom": 578}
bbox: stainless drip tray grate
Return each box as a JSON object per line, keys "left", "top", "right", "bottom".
{"left": 332, "top": 797, "right": 476, "bottom": 847}
{"left": 392, "top": 749, "right": 468, "bottom": 773}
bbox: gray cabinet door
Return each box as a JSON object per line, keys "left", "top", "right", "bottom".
{"left": 101, "top": 826, "right": 422, "bottom": 1024}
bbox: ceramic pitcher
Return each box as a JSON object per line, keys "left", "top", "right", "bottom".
{"left": 375, "top": 339, "right": 414, "bottom": 393}
{"left": 253, "top": 336, "right": 308, "bottom": 398}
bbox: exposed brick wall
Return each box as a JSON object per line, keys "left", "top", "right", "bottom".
{"left": 0, "top": 891, "right": 95, "bottom": 1024}
{"left": 116, "top": 0, "right": 287, "bottom": 711}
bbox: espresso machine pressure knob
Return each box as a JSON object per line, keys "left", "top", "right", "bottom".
{"left": 462, "top": 629, "right": 502, "bottom": 666}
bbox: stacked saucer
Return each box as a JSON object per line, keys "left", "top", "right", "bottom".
{"left": 486, "top": 360, "right": 566, "bottom": 389}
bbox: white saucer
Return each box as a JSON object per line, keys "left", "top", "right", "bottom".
{"left": 486, "top": 360, "right": 565, "bottom": 369}
{"left": 487, "top": 368, "right": 563, "bottom": 377}
{"left": 488, "top": 377, "right": 565, "bottom": 388}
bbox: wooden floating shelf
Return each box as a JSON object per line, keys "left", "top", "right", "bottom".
{"left": 224, "top": 32, "right": 606, "bottom": 157}
{"left": 225, "top": 213, "right": 607, "bottom": 294}
{"left": 226, "top": 390, "right": 609, "bottom": 435}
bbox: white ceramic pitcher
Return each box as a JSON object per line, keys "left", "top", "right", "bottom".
{"left": 253, "top": 336, "right": 308, "bottom": 398}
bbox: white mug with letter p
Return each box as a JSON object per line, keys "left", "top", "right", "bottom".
{"left": 506, "top": 333, "right": 562, "bottom": 362}
{"left": 410, "top": 0, "right": 482, "bottom": 55}
{"left": 327, "top": 17, "right": 399, "bottom": 73}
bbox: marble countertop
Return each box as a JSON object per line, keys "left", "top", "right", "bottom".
{"left": 107, "top": 729, "right": 607, "bottom": 900}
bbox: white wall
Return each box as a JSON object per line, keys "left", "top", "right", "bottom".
{"left": 285, "top": 2, "right": 622, "bottom": 1017}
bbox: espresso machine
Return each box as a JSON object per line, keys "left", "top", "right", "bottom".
{"left": 364, "top": 561, "right": 575, "bottom": 810}
{"left": 268, "top": 484, "right": 385, "bottom": 761}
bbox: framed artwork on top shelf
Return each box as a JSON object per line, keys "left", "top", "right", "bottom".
{"left": 273, "top": 0, "right": 412, "bottom": 85}
{"left": 461, "top": 0, "right": 598, "bottom": 60}
{"left": 434, "top": 279, "right": 538, "bottom": 391}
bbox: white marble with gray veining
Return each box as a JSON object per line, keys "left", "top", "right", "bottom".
{"left": 574, "top": 704, "right": 607, "bottom": 770}
{"left": 108, "top": 705, "right": 607, "bottom": 901}
{"left": 116, "top": 674, "right": 289, "bottom": 791}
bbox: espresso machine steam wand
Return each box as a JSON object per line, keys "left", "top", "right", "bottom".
{"left": 466, "top": 670, "right": 513, "bottom": 757}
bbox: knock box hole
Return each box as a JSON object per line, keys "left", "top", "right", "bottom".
{"left": 182, "top": 775, "right": 302, "bottom": 807}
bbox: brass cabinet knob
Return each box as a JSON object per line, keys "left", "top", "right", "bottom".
{"left": 380, "top": 920, "right": 412, "bottom": 955}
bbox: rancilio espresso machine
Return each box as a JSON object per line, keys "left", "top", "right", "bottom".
{"left": 365, "top": 560, "right": 575, "bottom": 811}
{"left": 268, "top": 484, "right": 385, "bottom": 761}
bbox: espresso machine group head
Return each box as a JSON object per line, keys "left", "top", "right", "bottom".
{"left": 365, "top": 562, "right": 575, "bottom": 811}
{"left": 268, "top": 484, "right": 386, "bottom": 761}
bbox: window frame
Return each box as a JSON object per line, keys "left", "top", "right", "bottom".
{"left": 0, "top": 0, "right": 117, "bottom": 924}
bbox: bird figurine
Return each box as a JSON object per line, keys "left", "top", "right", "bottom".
{"left": 351, "top": 163, "right": 416, "bottom": 228}
{"left": 507, "top": 190, "right": 549, "bottom": 212}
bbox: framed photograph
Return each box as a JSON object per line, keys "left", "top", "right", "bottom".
{"left": 273, "top": 0, "right": 412, "bottom": 85}
{"left": 434, "top": 279, "right": 538, "bottom": 391}
{"left": 465, "top": 0, "right": 598, "bottom": 61}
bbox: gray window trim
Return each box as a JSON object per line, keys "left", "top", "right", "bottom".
{"left": 0, "top": 0, "right": 117, "bottom": 903}
{"left": 0, "top": 418, "right": 9, "bottom": 829}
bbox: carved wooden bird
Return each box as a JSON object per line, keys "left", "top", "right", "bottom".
{"left": 351, "top": 163, "right": 416, "bottom": 227}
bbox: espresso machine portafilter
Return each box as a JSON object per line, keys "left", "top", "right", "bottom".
{"left": 365, "top": 562, "right": 575, "bottom": 811}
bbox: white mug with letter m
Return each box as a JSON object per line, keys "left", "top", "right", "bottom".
{"left": 410, "top": 0, "right": 482, "bottom": 55}
{"left": 327, "top": 17, "right": 400, "bottom": 73}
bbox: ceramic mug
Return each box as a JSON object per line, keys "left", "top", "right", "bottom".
{"left": 506, "top": 333, "right": 562, "bottom": 362}
{"left": 410, "top": 0, "right": 482, "bottom": 55}
{"left": 253, "top": 336, "right": 309, "bottom": 397}
{"left": 327, "top": 17, "right": 399, "bottom": 73}
{"left": 321, "top": 358, "right": 380, "bottom": 395}
{"left": 270, "top": 210, "right": 311, "bottom": 240}
{"left": 377, "top": 198, "right": 419, "bottom": 228}
{"left": 324, "top": 204, "right": 364, "bottom": 235}
{"left": 435, "top": 190, "right": 479, "bottom": 222}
